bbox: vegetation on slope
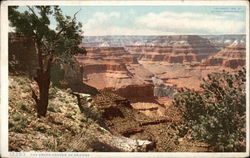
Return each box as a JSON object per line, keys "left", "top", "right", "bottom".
{"left": 173, "top": 67, "right": 246, "bottom": 152}
{"left": 9, "top": 74, "right": 212, "bottom": 152}
{"left": 9, "top": 75, "right": 103, "bottom": 152}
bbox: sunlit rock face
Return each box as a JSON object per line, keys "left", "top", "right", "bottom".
{"left": 126, "top": 35, "right": 219, "bottom": 64}
{"left": 76, "top": 35, "right": 246, "bottom": 100}
{"left": 75, "top": 47, "right": 155, "bottom": 101}
{"left": 202, "top": 40, "right": 246, "bottom": 69}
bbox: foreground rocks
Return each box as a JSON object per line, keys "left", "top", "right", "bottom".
{"left": 9, "top": 75, "right": 211, "bottom": 152}
{"left": 101, "top": 135, "right": 155, "bottom": 152}
{"left": 70, "top": 125, "right": 155, "bottom": 152}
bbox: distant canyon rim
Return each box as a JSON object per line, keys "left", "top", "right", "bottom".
{"left": 76, "top": 35, "right": 246, "bottom": 106}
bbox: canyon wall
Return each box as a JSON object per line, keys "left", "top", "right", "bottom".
{"left": 202, "top": 41, "right": 246, "bottom": 69}
{"left": 10, "top": 34, "right": 246, "bottom": 101}
{"left": 78, "top": 35, "right": 246, "bottom": 100}
{"left": 75, "top": 47, "right": 155, "bottom": 101}
{"left": 126, "top": 35, "right": 219, "bottom": 64}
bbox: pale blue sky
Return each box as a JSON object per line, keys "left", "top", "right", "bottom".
{"left": 17, "top": 5, "right": 246, "bottom": 35}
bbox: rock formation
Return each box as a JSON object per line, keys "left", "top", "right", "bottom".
{"left": 75, "top": 47, "right": 155, "bottom": 101}
{"left": 9, "top": 33, "right": 246, "bottom": 103}
{"left": 126, "top": 35, "right": 219, "bottom": 64}
{"left": 203, "top": 40, "right": 246, "bottom": 69}
{"left": 76, "top": 35, "right": 246, "bottom": 100}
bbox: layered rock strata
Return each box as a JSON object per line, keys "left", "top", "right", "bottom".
{"left": 202, "top": 41, "right": 246, "bottom": 69}
{"left": 126, "top": 35, "right": 218, "bottom": 64}
{"left": 75, "top": 47, "right": 154, "bottom": 101}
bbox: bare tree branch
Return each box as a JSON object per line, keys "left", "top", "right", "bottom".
{"left": 27, "top": 6, "right": 39, "bottom": 20}
{"left": 72, "top": 9, "right": 81, "bottom": 21}
{"left": 54, "top": 9, "right": 81, "bottom": 40}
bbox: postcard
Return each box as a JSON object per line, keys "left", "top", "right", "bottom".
{"left": 0, "top": 0, "right": 249, "bottom": 158}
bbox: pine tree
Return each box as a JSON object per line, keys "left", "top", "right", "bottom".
{"left": 9, "top": 6, "right": 86, "bottom": 117}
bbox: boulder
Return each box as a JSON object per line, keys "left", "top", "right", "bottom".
{"left": 104, "top": 135, "right": 154, "bottom": 152}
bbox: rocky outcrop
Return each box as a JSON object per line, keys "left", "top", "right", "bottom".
{"left": 71, "top": 127, "right": 154, "bottom": 152}
{"left": 82, "top": 35, "right": 219, "bottom": 65}
{"left": 82, "top": 35, "right": 245, "bottom": 48}
{"left": 151, "top": 76, "right": 177, "bottom": 98}
{"left": 130, "top": 102, "right": 166, "bottom": 118}
{"left": 203, "top": 41, "right": 246, "bottom": 69}
{"left": 68, "top": 93, "right": 156, "bottom": 151}
{"left": 154, "top": 84, "right": 177, "bottom": 98}
{"left": 99, "top": 135, "right": 155, "bottom": 152}
{"left": 107, "top": 84, "right": 155, "bottom": 102}
{"left": 68, "top": 91, "right": 156, "bottom": 152}
{"left": 75, "top": 47, "right": 155, "bottom": 101}
{"left": 126, "top": 35, "right": 218, "bottom": 64}
{"left": 82, "top": 63, "right": 129, "bottom": 74}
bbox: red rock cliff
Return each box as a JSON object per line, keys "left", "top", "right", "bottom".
{"left": 203, "top": 41, "right": 246, "bottom": 69}
{"left": 126, "top": 35, "right": 218, "bottom": 64}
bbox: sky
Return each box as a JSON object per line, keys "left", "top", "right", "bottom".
{"left": 16, "top": 5, "right": 246, "bottom": 36}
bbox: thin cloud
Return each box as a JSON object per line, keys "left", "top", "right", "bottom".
{"left": 136, "top": 11, "right": 245, "bottom": 34}
{"left": 82, "top": 10, "right": 245, "bottom": 36}
{"left": 83, "top": 11, "right": 121, "bottom": 35}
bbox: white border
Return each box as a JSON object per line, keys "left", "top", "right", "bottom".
{"left": 1, "top": 1, "right": 9, "bottom": 158}
{"left": 0, "top": 0, "right": 250, "bottom": 6}
{"left": 1, "top": 1, "right": 249, "bottom": 158}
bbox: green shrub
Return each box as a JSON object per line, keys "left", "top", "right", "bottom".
{"left": 64, "top": 113, "right": 74, "bottom": 119}
{"left": 47, "top": 106, "right": 57, "bottom": 112}
{"left": 31, "top": 142, "right": 40, "bottom": 150}
{"left": 34, "top": 125, "right": 47, "bottom": 133}
{"left": 43, "top": 140, "right": 55, "bottom": 149}
{"left": 174, "top": 68, "right": 246, "bottom": 152}
{"left": 81, "top": 106, "right": 102, "bottom": 124}
{"left": 49, "top": 87, "right": 58, "bottom": 99}
{"left": 10, "top": 113, "right": 28, "bottom": 133}
{"left": 22, "top": 86, "right": 31, "bottom": 93}
{"left": 12, "top": 113, "right": 23, "bottom": 121}
{"left": 16, "top": 102, "right": 31, "bottom": 113}
{"left": 47, "top": 103, "right": 62, "bottom": 113}
{"left": 15, "top": 77, "right": 27, "bottom": 85}
{"left": 10, "top": 124, "right": 24, "bottom": 133}
{"left": 47, "top": 129, "right": 59, "bottom": 137}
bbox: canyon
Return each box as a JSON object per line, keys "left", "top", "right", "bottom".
{"left": 77, "top": 35, "right": 246, "bottom": 100}
{"left": 75, "top": 35, "right": 246, "bottom": 117}
{"left": 8, "top": 34, "right": 246, "bottom": 152}
{"left": 9, "top": 34, "right": 246, "bottom": 117}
